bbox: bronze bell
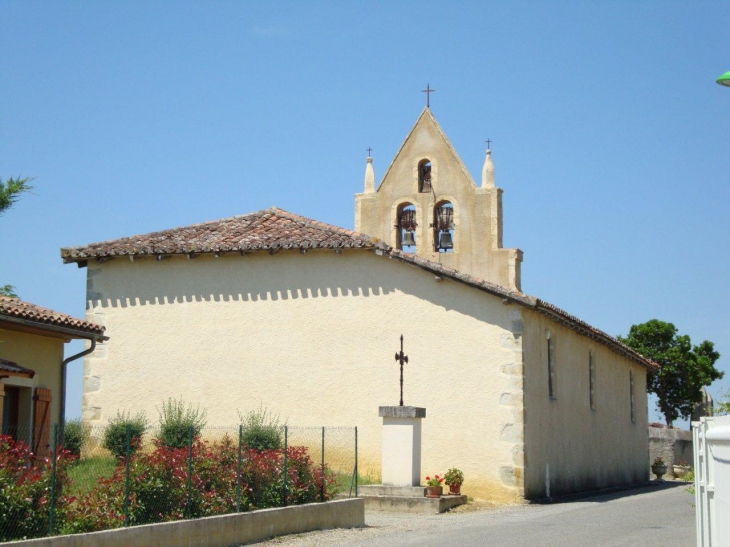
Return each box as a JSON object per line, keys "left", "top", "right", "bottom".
{"left": 402, "top": 230, "right": 416, "bottom": 247}
{"left": 438, "top": 231, "right": 453, "bottom": 250}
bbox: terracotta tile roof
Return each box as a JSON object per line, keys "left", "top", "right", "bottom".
{"left": 0, "top": 358, "right": 35, "bottom": 379}
{"left": 383, "top": 248, "right": 659, "bottom": 371}
{"left": 61, "top": 207, "right": 378, "bottom": 262}
{"left": 0, "top": 297, "right": 106, "bottom": 337}
{"left": 59, "top": 206, "right": 655, "bottom": 370}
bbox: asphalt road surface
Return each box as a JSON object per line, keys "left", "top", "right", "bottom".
{"left": 248, "top": 482, "right": 695, "bottom": 547}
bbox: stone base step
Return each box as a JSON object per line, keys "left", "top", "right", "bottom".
{"left": 358, "top": 485, "right": 427, "bottom": 497}
{"left": 361, "top": 494, "right": 467, "bottom": 514}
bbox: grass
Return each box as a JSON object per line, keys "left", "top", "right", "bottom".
{"left": 332, "top": 470, "right": 379, "bottom": 496}
{"left": 67, "top": 456, "right": 118, "bottom": 496}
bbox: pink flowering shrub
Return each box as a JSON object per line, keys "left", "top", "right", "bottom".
{"left": 0, "top": 435, "right": 75, "bottom": 541}
{"left": 63, "top": 435, "right": 337, "bottom": 533}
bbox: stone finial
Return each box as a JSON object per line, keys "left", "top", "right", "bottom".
{"left": 364, "top": 157, "right": 375, "bottom": 193}
{"left": 481, "top": 149, "right": 495, "bottom": 188}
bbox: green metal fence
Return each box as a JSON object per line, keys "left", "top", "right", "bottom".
{"left": 0, "top": 424, "right": 357, "bottom": 543}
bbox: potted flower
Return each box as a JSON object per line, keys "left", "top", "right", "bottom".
{"left": 673, "top": 460, "right": 691, "bottom": 479}
{"left": 444, "top": 467, "right": 464, "bottom": 495}
{"left": 651, "top": 457, "right": 668, "bottom": 481}
{"left": 424, "top": 474, "right": 444, "bottom": 498}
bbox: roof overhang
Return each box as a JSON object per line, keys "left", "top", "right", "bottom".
{"left": 0, "top": 358, "right": 35, "bottom": 379}
{"left": 0, "top": 316, "right": 109, "bottom": 342}
{"left": 378, "top": 246, "right": 659, "bottom": 371}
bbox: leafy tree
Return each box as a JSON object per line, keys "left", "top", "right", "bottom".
{"left": 0, "top": 176, "right": 33, "bottom": 216}
{"left": 716, "top": 387, "right": 730, "bottom": 416}
{"left": 619, "top": 319, "right": 723, "bottom": 427}
{"left": 1, "top": 176, "right": 34, "bottom": 298}
{"left": 0, "top": 285, "right": 18, "bottom": 298}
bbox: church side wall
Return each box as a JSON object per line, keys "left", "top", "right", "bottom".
{"left": 83, "top": 250, "right": 525, "bottom": 502}
{"left": 521, "top": 309, "right": 649, "bottom": 499}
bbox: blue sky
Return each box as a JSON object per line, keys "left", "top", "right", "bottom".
{"left": 2, "top": 1, "right": 729, "bottom": 424}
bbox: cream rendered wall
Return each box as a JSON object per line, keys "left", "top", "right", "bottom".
{"left": 521, "top": 309, "right": 649, "bottom": 498}
{"left": 83, "top": 250, "right": 525, "bottom": 502}
{"left": 0, "top": 329, "right": 65, "bottom": 431}
{"left": 354, "top": 109, "right": 521, "bottom": 291}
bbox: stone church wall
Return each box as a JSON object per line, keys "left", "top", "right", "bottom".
{"left": 521, "top": 309, "right": 650, "bottom": 498}
{"left": 82, "top": 249, "right": 525, "bottom": 502}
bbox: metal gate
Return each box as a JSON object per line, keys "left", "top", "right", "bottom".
{"left": 694, "top": 415, "right": 730, "bottom": 547}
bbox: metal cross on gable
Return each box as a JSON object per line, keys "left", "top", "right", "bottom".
{"left": 421, "top": 84, "right": 435, "bottom": 108}
{"left": 394, "top": 334, "right": 409, "bottom": 406}
{"left": 366, "top": 147, "right": 372, "bottom": 157}
{"left": 486, "top": 138, "right": 492, "bottom": 150}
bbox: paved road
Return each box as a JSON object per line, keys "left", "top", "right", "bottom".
{"left": 249, "top": 482, "right": 695, "bottom": 547}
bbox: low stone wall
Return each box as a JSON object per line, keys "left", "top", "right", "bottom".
{"left": 648, "top": 426, "right": 693, "bottom": 478}
{"left": 7, "top": 499, "right": 364, "bottom": 547}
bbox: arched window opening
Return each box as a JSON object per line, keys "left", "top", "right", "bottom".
{"left": 433, "top": 202, "right": 454, "bottom": 253}
{"left": 418, "top": 160, "right": 432, "bottom": 193}
{"left": 397, "top": 204, "right": 417, "bottom": 253}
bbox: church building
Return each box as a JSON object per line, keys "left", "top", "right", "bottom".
{"left": 61, "top": 107, "right": 655, "bottom": 502}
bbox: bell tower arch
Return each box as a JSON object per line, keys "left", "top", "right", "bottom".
{"left": 355, "top": 107, "right": 523, "bottom": 291}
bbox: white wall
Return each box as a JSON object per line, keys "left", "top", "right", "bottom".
{"left": 83, "top": 249, "right": 525, "bottom": 502}
{"left": 521, "top": 309, "right": 650, "bottom": 498}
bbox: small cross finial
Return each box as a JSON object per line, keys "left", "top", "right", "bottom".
{"left": 421, "top": 84, "right": 435, "bottom": 108}
{"left": 394, "top": 334, "right": 409, "bottom": 406}
{"left": 486, "top": 139, "right": 492, "bottom": 150}
{"left": 366, "top": 147, "right": 372, "bottom": 158}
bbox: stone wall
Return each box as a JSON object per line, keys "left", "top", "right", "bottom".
{"left": 7, "top": 499, "right": 364, "bottom": 547}
{"left": 648, "top": 426, "right": 693, "bottom": 478}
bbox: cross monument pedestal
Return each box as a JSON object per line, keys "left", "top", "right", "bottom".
{"left": 358, "top": 335, "right": 465, "bottom": 512}
{"left": 379, "top": 405, "right": 426, "bottom": 486}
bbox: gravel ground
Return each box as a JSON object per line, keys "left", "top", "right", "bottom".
{"left": 243, "top": 483, "right": 694, "bottom": 547}
{"left": 244, "top": 501, "right": 522, "bottom": 547}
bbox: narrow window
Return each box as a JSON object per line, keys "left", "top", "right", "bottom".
{"left": 434, "top": 202, "right": 454, "bottom": 253}
{"left": 630, "top": 370, "right": 635, "bottom": 423}
{"left": 418, "top": 159, "right": 432, "bottom": 193}
{"left": 397, "top": 204, "right": 417, "bottom": 253}
{"left": 589, "top": 352, "right": 596, "bottom": 410}
{"left": 546, "top": 330, "right": 555, "bottom": 399}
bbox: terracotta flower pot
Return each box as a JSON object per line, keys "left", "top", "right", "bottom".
{"left": 448, "top": 483, "right": 462, "bottom": 495}
{"left": 426, "top": 486, "right": 443, "bottom": 498}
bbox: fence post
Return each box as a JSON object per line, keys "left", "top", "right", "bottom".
{"left": 321, "top": 426, "right": 325, "bottom": 502}
{"left": 124, "top": 424, "right": 131, "bottom": 526}
{"left": 186, "top": 425, "right": 193, "bottom": 518}
{"left": 283, "top": 425, "right": 288, "bottom": 507}
{"left": 236, "top": 424, "right": 243, "bottom": 512}
{"left": 355, "top": 426, "right": 358, "bottom": 497}
{"left": 48, "top": 423, "right": 58, "bottom": 536}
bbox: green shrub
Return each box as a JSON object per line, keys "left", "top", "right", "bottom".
{"left": 63, "top": 418, "right": 89, "bottom": 457}
{"left": 156, "top": 398, "right": 207, "bottom": 448}
{"left": 238, "top": 406, "right": 284, "bottom": 451}
{"left": 103, "top": 411, "right": 148, "bottom": 459}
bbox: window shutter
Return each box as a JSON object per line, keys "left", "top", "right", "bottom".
{"left": 33, "top": 388, "right": 52, "bottom": 461}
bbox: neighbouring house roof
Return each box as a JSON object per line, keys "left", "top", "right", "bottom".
{"left": 61, "top": 207, "right": 378, "bottom": 263}
{"left": 0, "top": 296, "right": 106, "bottom": 338}
{"left": 0, "top": 358, "right": 35, "bottom": 379}
{"left": 60, "top": 207, "right": 656, "bottom": 370}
